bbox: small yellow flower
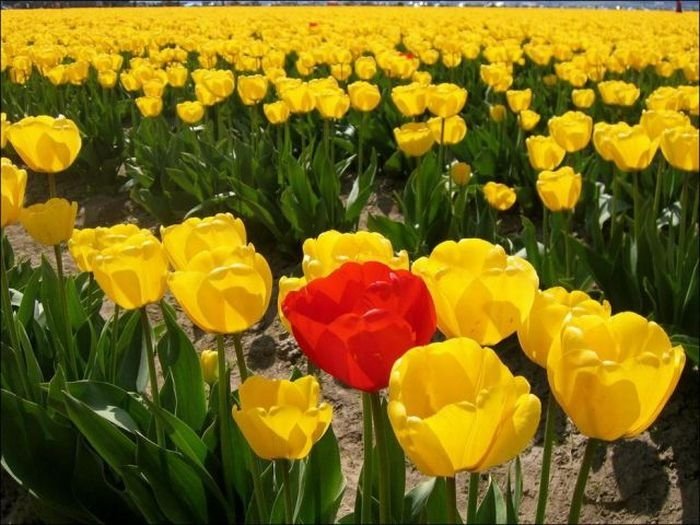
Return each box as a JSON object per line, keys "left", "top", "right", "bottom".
{"left": 536, "top": 166, "right": 583, "bottom": 212}
{"left": 20, "top": 198, "right": 77, "bottom": 246}
{"left": 200, "top": 350, "right": 219, "bottom": 385}
{"left": 1, "top": 158, "right": 27, "bottom": 228}
{"left": 176, "top": 101, "right": 205, "bottom": 125}
{"left": 394, "top": 122, "right": 435, "bottom": 157}
{"left": 483, "top": 181, "right": 517, "bottom": 211}
{"left": 7, "top": 116, "right": 82, "bottom": 174}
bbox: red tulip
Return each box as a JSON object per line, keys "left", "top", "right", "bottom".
{"left": 282, "top": 261, "right": 437, "bottom": 392}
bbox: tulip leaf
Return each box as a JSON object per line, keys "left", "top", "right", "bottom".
{"left": 158, "top": 301, "right": 207, "bottom": 433}
{"left": 15, "top": 320, "right": 44, "bottom": 401}
{"left": 670, "top": 333, "right": 699, "bottom": 366}
{"left": 119, "top": 465, "right": 168, "bottom": 524}
{"left": 114, "top": 309, "right": 148, "bottom": 393}
{"left": 505, "top": 456, "right": 523, "bottom": 524}
{"left": 475, "top": 475, "right": 507, "bottom": 524}
{"left": 15, "top": 268, "right": 42, "bottom": 329}
{"left": 402, "top": 478, "right": 436, "bottom": 524}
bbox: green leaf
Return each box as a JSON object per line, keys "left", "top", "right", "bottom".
{"left": 475, "top": 476, "right": 507, "bottom": 524}
{"left": 403, "top": 478, "right": 436, "bottom": 524}
{"left": 670, "top": 333, "right": 699, "bottom": 365}
{"left": 120, "top": 465, "right": 168, "bottom": 524}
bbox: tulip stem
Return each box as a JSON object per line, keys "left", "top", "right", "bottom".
{"left": 534, "top": 391, "right": 558, "bottom": 524}
{"left": 278, "top": 459, "right": 295, "bottom": 524}
{"left": 361, "top": 392, "right": 375, "bottom": 524}
{"left": 54, "top": 244, "right": 79, "bottom": 379}
{"left": 110, "top": 305, "right": 121, "bottom": 382}
{"left": 632, "top": 172, "right": 641, "bottom": 245}
{"left": 652, "top": 160, "right": 663, "bottom": 220}
{"left": 677, "top": 173, "right": 690, "bottom": 276}
{"left": 369, "top": 392, "right": 391, "bottom": 524}
{"left": 564, "top": 211, "right": 572, "bottom": 288}
{"left": 467, "top": 472, "right": 479, "bottom": 524}
{"left": 568, "top": 438, "right": 599, "bottom": 525}
{"left": 141, "top": 308, "right": 164, "bottom": 447}
{"left": 216, "top": 334, "right": 239, "bottom": 522}
{"left": 232, "top": 332, "right": 248, "bottom": 382}
{"left": 445, "top": 476, "right": 458, "bottom": 524}
{"left": 47, "top": 173, "right": 57, "bottom": 199}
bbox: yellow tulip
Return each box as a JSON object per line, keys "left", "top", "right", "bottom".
{"left": 46, "top": 65, "right": 67, "bottom": 86}
{"left": 518, "top": 109, "right": 540, "bottom": 131}
{"left": 282, "top": 83, "right": 316, "bottom": 114}
{"left": 427, "top": 83, "right": 468, "bottom": 118}
{"left": 232, "top": 375, "right": 332, "bottom": 461}
{"left": 7, "top": 116, "right": 81, "bottom": 174}
{"left": 167, "top": 65, "right": 189, "bottom": 88}
{"left": 142, "top": 79, "right": 165, "bottom": 98}
{"left": 412, "top": 239, "right": 539, "bottom": 345}
{"left": 526, "top": 135, "right": 566, "bottom": 171}
{"left": 597, "top": 80, "right": 640, "bottom": 107}
{"left": 176, "top": 101, "right": 205, "bottom": 125}
{"left": 160, "top": 213, "right": 247, "bottom": 271}
{"left": 237, "top": 74, "right": 269, "bottom": 105}
{"left": 571, "top": 88, "right": 595, "bottom": 109}
{"left": 347, "top": 81, "right": 381, "bottom": 112}
{"left": 601, "top": 124, "right": 659, "bottom": 172}
{"left": 489, "top": 104, "right": 507, "bottom": 123}
{"left": 135, "top": 96, "right": 163, "bottom": 118}
{"left": 505, "top": 88, "right": 532, "bottom": 113}
{"left": 480, "top": 63, "right": 513, "bottom": 92}
{"left": 120, "top": 71, "right": 141, "bottom": 92}
{"left": 315, "top": 88, "right": 350, "bottom": 120}
{"left": 518, "top": 287, "right": 611, "bottom": 368}
{"left": 1, "top": 113, "right": 9, "bottom": 149}
{"left": 92, "top": 231, "right": 169, "bottom": 310}
{"left": 97, "top": 70, "right": 117, "bottom": 89}
{"left": 639, "top": 110, "right": 690, "bottom": 140}
{"left": 20, "top": 198, "right": 77, "bottom": 246}
{"left": 411, "top": 71, "right": 432, "bottom": 87}
{"left": 660, "top": 125, "right": 699, "bottom": 172}
{"left": 645, "top": 86, "right": 682, "bottom": 111}
{"left": 592, "top": 122, "right": 629, "bottom": 162}
{"left": 428, "top": 115, "right": 467, "bottom": 145}
{"left": 168, "top": 245, "right": 272, "bottom": 334}
{"left": 483, "top": 181, "right": 516, "bottom": 211}
{"left": 1, "top": 158, "right": 27, "bottom": 228}
{"left": 450, "top": 162, "right": 471, "bottom": 186}
{"left": 354, "top": 56, "right": 377, "bottom": 80}
{"left": 394, "top": 122, "right": 434, "bottom": 157}
{"left": 391, "top": 82, "right": 427, "bottom": 118}
{"left": 536, "top": 166, "right": 582, "bottom": 212}
{"left": 330, "top": 63, "right": 352, "bottom": 82}
{"left": 263, "top": 100, "right": 291, "bottom": 125}
{"left": 195, "top": 84, "right": 222, "bottom": 107}
{"left": 547, "top": 111, "right": 593, "bottom": 153}
{"left": 68, "top": 223, "right": 143, "bottom": 273}
{"left": 201, "top": 70, "right": 235, "bottom": 99}
{"left": 388, "top": 338, "right": 541, "bottom": 476}
{"left": 677, "top": 85, "right": 699, "bottom": 116}
{"left": 200, "top": 350, "right": 219, "bottom": 385}
{"left": 548, "top": 312, "right": 685, "bottom": 441}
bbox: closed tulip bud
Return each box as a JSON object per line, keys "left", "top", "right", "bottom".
{"left": 660, "top": 125, "right": 699, "bottom": 172}
{"left": 120, "top": 71, "right": 141, "bottom": 92}
{"left": 572, "top": 88, "right": 595, "bottom": 109}
{"left": 1, "top": 113, "right": 9, "bottom": 149}
{"left": 168, "top": 245, "right": 272, "bottom": 334}
{"left": 176, "top": 101, "right": 205, "bottom": 125}
{"left": 518, "top": 287, "right": 611, "bottom": 368}
{"left": 526, "top": 135, "right": 566, "bottom": 171}
{"left": 167, "top": 65, "right": 189, "bottom": 88}
{"left": 232, "top": 375, "right": 332, "bottom": 460}
{"left": 97, "top": 70, "right": 117, "bottom": 89}
{"left": 237, "top": 74, "right": 269, "bottom": 105}
{"left": 427, "top": 115, "right": 467, "bottom": 145}
{"left": 548, "top": 312, "right": 685, "bottom": 441}
{"left": 195, "top": 84, "right": 222, "bottom": 106}
{"left": 536, "top": 166, "right": 583, "bottom": 212}
{"left": 1, "top": 158, "right": 27, "bottom": 228}
{"left": 161, "top": 213, "right": 247, "bottom": 271}
{"left": 282, "top": 83, "right": 316, "bottom": 114}
{"left": 354, "top": 56, "right": 377, "bottom": 80}
{"left": 450, "top": 162, "right": 471, "bottom": 186}
{"left": 483, "top": 181, "right": 517, "bottom": 211}
{"left": 199, "top": 350, "right": 219, "bottom": 385}
{"left": 391, "top": 82, "right": 427, "bottom": 118}
{"left": 263, "top": 100, "right": 291, "bottom": 125}
{"left": 639, "top": 110, "right": 690, "bottom": 141}
{"left": 202, "top": 70, "right": 235, "bottom": 99}
{"left": 315, "top": 89, "right": 350, "bottom": 120}
{"left": 394, "top": 122, "right": 434, "bottom": 157}
{"left": 506, "top": 88, "right": 532, "bottom": 113}
{"left": 68, "top": 223, "right": 143, "bottom": 273}
{"left": 489, "top": 104, "right": 507, "bottom": 122}
{"left": 598, "top": 80, "right": 640, "bottom": 107}
{"left": 518, "top": 109, "right": 540, "bottom": 131}
{"left": 135, "top": 96, "right": 163, "bottom": 118}
{"left": 388, "top": 338, "right": 541, "bottom": 476}
{"left": 348, "top": 81, "right": 381, "bottom": 112}
{"left": 427, "top": 83, "right": 467, "bottom": 118}
{"left": 603, "top": 124, "right": 659, "bottom": 172}
{"left": 7, "top": 116, "right": 82, "bottom": 174}
{"left": 412, "top": 239, "right": 538, "bottom": 345}
{"left": 92, "top": 231, "right": 169, "bottom": 310}
{"left": 20, "top": 198, "right": 77, "bottom": 246}
{"left": 547, "top": 111, "right": 593, "bottom": 152}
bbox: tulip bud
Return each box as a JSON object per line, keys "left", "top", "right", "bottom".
{"left": 20, "top": 198, "right": 77, "bottom": 246}
{"left": 176, "top": 101, "right": 205, "bottom": 125}
{"left": 483, "top": 181, "right": 517, "bottom": 211}
{"left": 450, "top": 162, "right": 471, "bottom": 186}
{"left": 200, "top": 350, "right": 219, "bottom": 385}
{"left": 394, "top": 122, "right": 434, "bottom": 157}
{"left": 536, "top": 166, "right": 583, "bottom": 212}
{"left": 1, "top": 158, "right": 27, "bottom": 228}
{"left": 489, "top": 104, "right": 506, "bottom": 122}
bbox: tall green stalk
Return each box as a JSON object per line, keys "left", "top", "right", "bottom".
{"left": 54, "top": 243, "right": 79, "bottom": 379}
{"left": 232, "top": 332, "right": 248, "bottom": 381}
{"left": 216, "top": 335, "right": 237, "bottom": 511}
{"left": 278, "top": 459, "right": 295, "bottom": 524}
{"left": 568, "top": 438, "right": 600, "bottom": 524}
{"left": 466, "top": 472, "right": 480, "bottom": 524}
{"left": 446, "top": 476, "right": 458, "bottom": 524}
{"left": 110, "top": 305, "right": 121, "bottom": 382}
{"left": 361, "top": 392, "right": 375, "bottom": 524}
{"left": 370, "top": 393, "right": 391, "bottom": 524}
{"left": 534, "top": 391, "right": 558, "bottom": 524}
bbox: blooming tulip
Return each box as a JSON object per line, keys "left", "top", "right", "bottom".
{"left": 518, "top": 109, "right": 540, "bottom": 131}
{"left": 450, "top": 162, "right": 471, "bottom": 186}
{"left": 548, "top": 111, "right": 593, "bottom": 152}
{"left": 391, "top": 82, "right": 427, "bottom": 118}
{"left": 315, "top": 88, "right": 350, "bottom": 120}
{"left": 427, "top": 115, "right": 467, "bottom": 145}
{"left": 348, "top": 81, "right": 381, "bottom": 112}
{"left": 135, "top": 96, "right": 163, "bottom": 118}
{"left": 427, "top": 83, "right": 467, "bottom": 118}
{"left": 506, "top": 88, "right": 532, "bottom": 113}
{"left": 1, "top": 158, "right": 27, "bottom": 228}
{"left": 237, "top": 74, "right": 269, "bottom": 105}
{"left": 263, "top": 100, "right": 291, "bottom": 125}
{"left": 20, "top": 198, "right": 77, "bottom": 246}
{"left": 526, "top": 135, "right": 566, "bottom": 171}
{"left": 176, "top": 101, "right": 205, "bottom": 124}
{"left": 7, "top": 116, "right": 81, "bottom": 173}
{"left": 68, "top": 223, "right": 143, "bottom": 273}
{"left": 394, "top": 122, "right": 434, "bottom": 157}
{"left": 571, "top": 88, "right": 595, "bottom": 109}
{"left": 660, "top": 125, "right": 699, "bottom": 172}
{"left": 483, "top": 182, "right": 517, "bottom": 211}
{"left": 536, "top": 166, "right": 583, "bottom": 212}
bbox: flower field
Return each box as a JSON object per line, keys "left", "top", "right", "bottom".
{"left": 1, "top": 4, "right": 698, "bottom": 524}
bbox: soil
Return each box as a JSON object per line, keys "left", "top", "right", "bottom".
{"left": 2, "top": 173, "right": 698, "bottom": 525}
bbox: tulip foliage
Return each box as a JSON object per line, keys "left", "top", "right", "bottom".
{"left": 0, "top": 4, "right": 698, "bottom": 525}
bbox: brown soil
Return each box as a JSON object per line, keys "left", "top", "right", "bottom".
{"left": 2, "top": 174, "right": 698, "bottom": 524}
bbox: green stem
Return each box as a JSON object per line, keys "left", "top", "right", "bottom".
{"left": 677, "top": 173, "right": 690, "bottom": 275}
{"left": 279, "top": 459, "right": 295, "bottom": 524}
{"left": 141, "top": 308, "right": 164, "bottom": 446}
{"left": 467, "top": 472, "right": 479, "bottom": 525}
{"left": 250, "top": 453, "right": 269, "bottom": 523}
{"left": 563, "top": 211, "right": 572, "bottom": 288}
{"left": 446, "top": 476, "right": 458, "bottom": 524}
{"left": 567, "top": 438, "right": 600, "bottom": 525}
{"left": 54, "top": 244, "right": 79, "bottom": 379}
{"left": 216, "top": 335, "right": 237, "bottom": 510}
{"left": 232, "top": 332, "right": 248, "bottom": 382}
{"left": 632, "top": 171, "right": 641, "bottom": 244}
{"left": 361, "top": 392, "right": 375, "bottom": 524}
{"left": 610, "top": 168, "right": 620, "bottom": 243}
{"left": 110, "top": 305, "right": 121, "bottom": 382}
{"left": 48, "top": 173, "right": 57, "bottom": 199}
{"left": 534, "top": 391, "right": 558, "bottom": 524}
{"left": 358, "top": 111, "right": 367, "bottom": 179}
{"left": 370, "top": 392, "right": 391, "bottom": 524}
{"left": 652, "top": 161, "right": 663, "bottom": 220}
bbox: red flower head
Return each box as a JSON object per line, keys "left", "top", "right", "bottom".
{"left": 283, "top": 261, "right": 436, "bottom": 392}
